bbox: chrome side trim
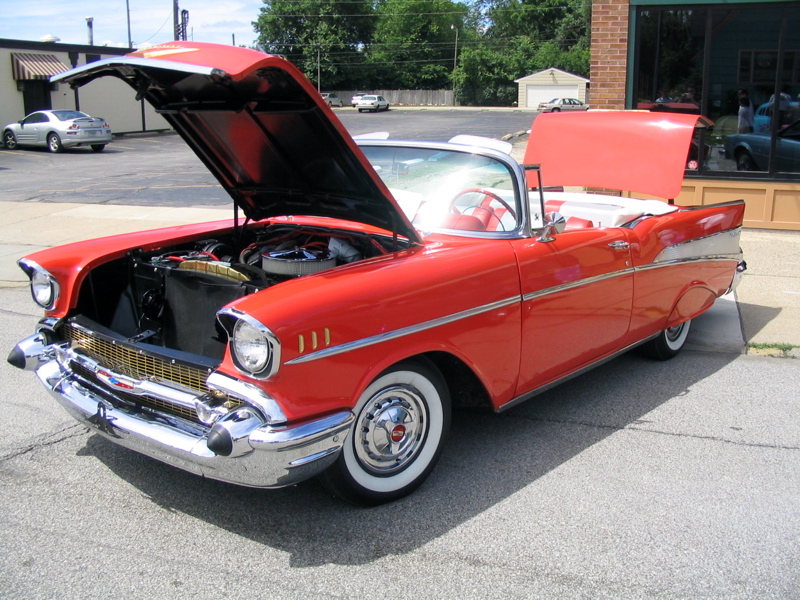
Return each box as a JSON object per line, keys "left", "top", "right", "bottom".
{"left": 522, "top": 268, "right": 634, "bottom": 303}
{"left": 497, "top": 335, "right": 657, "bottom": 413}
{"left": 286, "top": 296, "right": 520, "bottom": 365}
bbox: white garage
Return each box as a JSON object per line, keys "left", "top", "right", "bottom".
{"left": 515, "top": 68, "right": 590, "bottom": 108}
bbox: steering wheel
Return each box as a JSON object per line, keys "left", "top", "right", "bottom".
{"left": 449, "top": 188, "right": 517, "bottom": 230}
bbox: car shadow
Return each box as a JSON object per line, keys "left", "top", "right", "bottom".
{"left": 86, "top": 348, "right": 739, "bottom": 567}
{"left": 737, "top": 301, "right": 783, "bottom": 342}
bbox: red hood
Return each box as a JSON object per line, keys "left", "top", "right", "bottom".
{"left": 52, "top": 42, "right": 420, "bottom": 243}
{"left": 523, "top": 111, "right": 705, "bottom": 200}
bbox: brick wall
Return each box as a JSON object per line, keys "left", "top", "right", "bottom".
{"left": 590, "top": 1, "right": 630, "bottom": 110}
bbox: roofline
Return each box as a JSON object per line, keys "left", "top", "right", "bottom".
{"left": 514, "top": 67, "right": 590, "bottom": 84}
{"left": 0, "top": 38, "right": 131, "bottom": 55}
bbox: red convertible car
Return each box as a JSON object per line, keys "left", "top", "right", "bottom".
{"left": 8, "top": 42, "right": 745, "bottom": 505}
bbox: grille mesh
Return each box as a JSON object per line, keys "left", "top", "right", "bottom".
{"left": 59, "top": 322, "right": 241, "bottom": 423}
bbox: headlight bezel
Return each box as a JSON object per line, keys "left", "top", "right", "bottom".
{"left": 19, "top": 259, "right": 60, "bottom": 310}
{"left": 218, "top": 309, "right": 281, "bottom": 380}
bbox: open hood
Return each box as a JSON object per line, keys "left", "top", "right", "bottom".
{"left": 52, "top": 42, "right": 421, "bottom": 243}
{"left": 523, "top": 111, "right": 706, "bottom": 200}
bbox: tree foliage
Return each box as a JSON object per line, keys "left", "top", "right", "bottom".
{"left": 252, "top": 0, "right": 591, "bottom": 105}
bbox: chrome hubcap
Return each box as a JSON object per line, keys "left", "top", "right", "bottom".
{"left": 355, "top": 385, "right": 428, "bottom": 475}
{"left": 665, "top": 322, "right": 685, "bottom": 342}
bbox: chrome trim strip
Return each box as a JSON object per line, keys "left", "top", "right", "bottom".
{"left": 498, "top": 335, "right": 657, "bottom": 413}
{"left": 522, "top": 268, "right": 634, "bottom": 302}
{"left": 286, "top": 296, "right": 520, "bottom": 365}
{"left": 635, "top": 254, "right": 742, "bottom": 272}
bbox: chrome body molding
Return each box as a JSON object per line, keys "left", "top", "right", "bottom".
{"left": 285, "top": 296, "right": 520, "bottom": 365}
{"left": 522, "top": 268, "right": 634, "bottom": 303}
{"left": 497, "top": 335, "right": 657, "bottom": 413}
{"left": 15, "top": 333, "right": 352, "bottom": 488}
{"left": 286, "top": 233, "right": 742, "bottom": 367}
{"left": 654, "top": 227, "right": 742, "bottom": 264}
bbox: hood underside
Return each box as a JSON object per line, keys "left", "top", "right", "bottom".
{"left": 524, "top": 111, "right": 706, "bottom": 200}
{"left": 52, "top": 42, "right": 420, "bottom": 243}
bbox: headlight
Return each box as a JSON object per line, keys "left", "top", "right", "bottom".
{"left": 20, "top": 259, "right": 60, "bottom": 309}
{"left": 223, "top": 312, "right": 281, "bottom": 379}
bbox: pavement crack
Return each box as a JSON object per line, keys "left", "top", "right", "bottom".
{"left": 505, "top": 413, "right": 800, "bottom": 451}
{"left": 0, "top": 423, "right": 87, "bottom": 462}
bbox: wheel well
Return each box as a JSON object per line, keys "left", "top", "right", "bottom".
{"left": 422, "top": 351, "right": 492, "bottom": 410}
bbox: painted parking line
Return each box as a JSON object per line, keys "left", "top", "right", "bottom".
{"left": 38, "top": 184, "right": 220, "bottom": 192}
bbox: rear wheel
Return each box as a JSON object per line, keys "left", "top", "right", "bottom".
{"left": 551, "top": 107, "right": 561, "bottom": 112}
{"left": 640, "top": 320, "right": 691, "bottom": 360}
{"left": 47, "top": 132, "right": 64, "bottom": 153}
{"left": 3, "top": 130, "right": 18, "bottom": 150}
{"left": 320, "top": 358, "right": 451, "bottom": 505}
{"left": 91, "top": 144, "right": 106, "bottom": 152}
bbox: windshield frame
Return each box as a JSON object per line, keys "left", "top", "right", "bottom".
{"left": 355, "top": 139, "right": 533, "bottom": 240}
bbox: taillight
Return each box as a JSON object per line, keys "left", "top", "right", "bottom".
{"left": 68, "top": 123, "right": 79, "bottom": 130}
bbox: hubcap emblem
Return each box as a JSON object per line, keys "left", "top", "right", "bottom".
{"left": 390, "top": 424, "right": 406, "bottom": 443}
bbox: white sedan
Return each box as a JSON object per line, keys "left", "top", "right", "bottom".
{"left": 356, "top": 95, "right": 390, "bottom": 113}
{"left": 3, "top": 110, "right": 112, "bottom": 152}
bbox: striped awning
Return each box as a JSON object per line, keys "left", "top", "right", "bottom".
{"left": 11, "top": 52, "right": 70, "bottom": 80}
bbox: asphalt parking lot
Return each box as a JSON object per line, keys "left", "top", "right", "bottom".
{"left": 1, "top": 118, "right": 799, "bottom": 599}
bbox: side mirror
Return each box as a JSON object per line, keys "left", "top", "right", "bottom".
{"left": 537, "top": 212, "right": 566, "bottom": 242}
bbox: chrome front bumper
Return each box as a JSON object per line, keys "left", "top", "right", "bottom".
{"left": 10, "top": 333, "right": 353, "bottom": 489}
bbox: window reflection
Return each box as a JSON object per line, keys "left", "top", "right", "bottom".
{"left": 634, "top": 3, "right": 800, "bottom": 177}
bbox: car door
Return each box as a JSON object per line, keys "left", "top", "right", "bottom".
{"left": 775, "top": 122, "right": 800, "bottom": 172}
{"left": 511, "top": 228, "right": 634, "bottom": 393}
{"left": 17, "top": 112, "right": 45, "bottom": 144}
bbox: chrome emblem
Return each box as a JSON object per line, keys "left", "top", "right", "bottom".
{"left": 96, "top": 368, "right": 137, "bottom": 391}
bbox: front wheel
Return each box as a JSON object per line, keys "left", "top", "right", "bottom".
{"left": 47, "top": 132, "right": 64, "bottom": 153}
{"left": 3, "top": 130, "right": 18, "bottom": 150}
{"left": 640, "top": 320, "right": 691, "bottom": 360}
{"left": 320, "top": 358, "right": 451, "bottom": 505}
{"left": 736, "top": 150, "right": 757, "bottom": 171}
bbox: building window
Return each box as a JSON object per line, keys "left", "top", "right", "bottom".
{"left": 633, "top": 2, "right": 800, "bottom": 179}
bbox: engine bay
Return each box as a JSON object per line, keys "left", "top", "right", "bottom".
{"left": 74, "top": 222, "right": 406, "bottom": 360}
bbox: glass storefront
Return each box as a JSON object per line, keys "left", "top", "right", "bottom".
{"left": 633, "top": 2, "right": 800, "bottom": 179}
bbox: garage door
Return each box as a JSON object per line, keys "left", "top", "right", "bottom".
{"left": 526, "top": 85, "right": 579, "bottom": 108}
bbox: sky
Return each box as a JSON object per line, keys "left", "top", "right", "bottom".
{"left": 0, "top": 0, "right": 265, "bottom": 48}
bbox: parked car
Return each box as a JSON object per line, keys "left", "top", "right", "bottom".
{"left": 350, "top": 92, "right": 367, "bottom": 107}
{"left": 356, "top": 95, "right": 390, "bottom": 112}
{"left": 724, "top": 119, "right": 800, "bottom": 172}
{"left": 3, "top": 109, "right": 111, "bottom": 153}
{"left": 537, "top": 98, "right": 589, "bottom": 112}
{"left": 8, "top": 42, "right": 746, "bottom": 506}
{"left": 320, "top": 93, "right": 343, "bottom": 107}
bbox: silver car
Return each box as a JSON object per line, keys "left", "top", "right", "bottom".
{"left": 3, "top": 109, "right": 112, "bottom": 153}
{"left": 537, "top": 98, "right": 589, "bottom": 113}
{"left": 320, "top": 93, "right": 343, "bottom": 107}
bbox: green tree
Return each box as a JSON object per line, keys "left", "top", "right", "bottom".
{"left": 253, "top": 0, "right": 376, "bottom": 89}
{"left": 367, "top": 0, "right": 470, "bottom": 89}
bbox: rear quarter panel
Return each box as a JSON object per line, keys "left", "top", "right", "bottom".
{"left": 625, "top": 201, "right": 745, "bottom": 344}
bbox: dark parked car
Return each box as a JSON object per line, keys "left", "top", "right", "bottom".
{"left": 725, "top": 120, "right": 800, "bottom": 171}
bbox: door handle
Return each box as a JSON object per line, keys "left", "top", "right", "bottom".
{"left": 608, "top": 241, "right": 630, "bottom": 250}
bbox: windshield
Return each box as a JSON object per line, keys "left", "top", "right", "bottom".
{"left": 360, "top": 145, "right": 521, "bottom": 234}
